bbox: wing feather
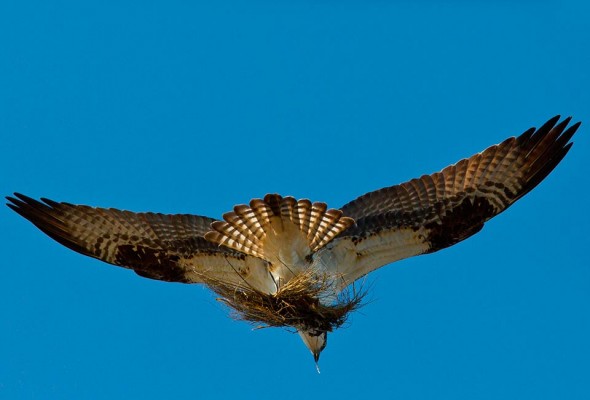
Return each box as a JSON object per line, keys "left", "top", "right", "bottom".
{"left": 328, "top": 116, "right": 580, "bottom": 285}
{"left": 6, "top": 194, "right": 273, "bottom": 290}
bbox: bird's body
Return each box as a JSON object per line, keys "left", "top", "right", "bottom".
{"left": 7, "top": 116, "right": 580, "bottom": 365}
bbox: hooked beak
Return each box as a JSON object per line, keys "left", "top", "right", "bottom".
{"left": 298, "top": 330, "right": 327, "bottom": 371}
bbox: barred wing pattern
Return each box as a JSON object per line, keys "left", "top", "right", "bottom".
{"left": 5, "top": 115, "right": 580, "bottom": 363}
{"left": 325, "top": 116, "right": 580, "bottom": 286}
{"left": 6, "top": 194, "right": 273, "bottom": 289}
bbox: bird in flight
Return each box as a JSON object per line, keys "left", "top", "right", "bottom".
{"left": 7, "top": 116, "right": 580, "bottom": 368}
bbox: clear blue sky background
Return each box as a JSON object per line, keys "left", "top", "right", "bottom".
{"left": 1, "top": 1, "right": 588, "bottom": 399}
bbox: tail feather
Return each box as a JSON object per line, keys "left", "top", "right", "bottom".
{"left": 205, "top": 194, "right": 355, "bottom": 263}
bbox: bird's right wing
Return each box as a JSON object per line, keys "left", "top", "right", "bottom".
{"left": 7, "top": 194, "right": 273, "bottom": 290}
{"left": 319, "top": 116, "right": 579, "bottom": 288}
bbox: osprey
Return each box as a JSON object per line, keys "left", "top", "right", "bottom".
{"left": 7, "top": 116, "right": 580, "bottom": 367}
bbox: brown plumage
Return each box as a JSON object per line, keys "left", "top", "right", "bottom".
{"left": 340, "top": 115, "right": 578, "bottom": 254}
{"left": 6, "top": 115, "right": 580, "bottom": 363}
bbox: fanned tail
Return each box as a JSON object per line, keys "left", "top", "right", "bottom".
{"left": 204, "top": 194, "right": 355, "bottom": 263}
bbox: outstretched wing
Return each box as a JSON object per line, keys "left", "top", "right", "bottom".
{"left": 323, "top": 116, "right": 580, "bottom": 286}
{"left": 6, "top": 194, "right": 273, "bottom": 290}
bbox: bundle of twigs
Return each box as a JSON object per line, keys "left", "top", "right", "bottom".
{"left": 200, "top": 269, "right": 365, "bottom": 332}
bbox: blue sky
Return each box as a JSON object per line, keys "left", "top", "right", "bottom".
{"left": 1, "top": 1, "right": 589, "bottom": 399}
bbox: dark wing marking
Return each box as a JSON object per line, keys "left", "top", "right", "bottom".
{"left": 6, "top": 194, "right": 270, "bottom": 286}
{"left": 329, "top": 116, "right": 579, "bottom": 284}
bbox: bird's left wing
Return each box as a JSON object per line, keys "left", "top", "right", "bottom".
{"left": 319, "top": 116, "right": 579, "bottom": 287}
{"left": 6, "top": 193, "right": 272, "bottom": 289}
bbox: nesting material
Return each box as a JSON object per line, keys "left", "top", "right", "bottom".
{"left": 200, "top": 269, "right": 366, "bottom": 332}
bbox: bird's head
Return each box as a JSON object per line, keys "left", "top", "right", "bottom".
{"left": 298, "top": 329, "right": 327, "bottom": 366}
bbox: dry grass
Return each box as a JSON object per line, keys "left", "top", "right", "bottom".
{"left": 199, "top": 269, "right": 365, "bottom": 332}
